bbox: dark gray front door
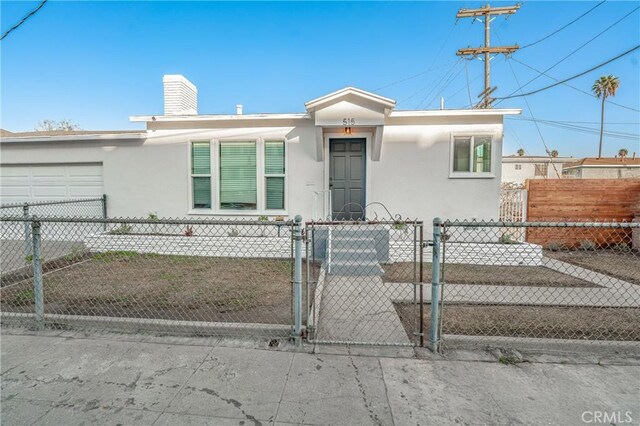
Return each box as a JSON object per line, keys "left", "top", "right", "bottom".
{"left": 330, "top": 138, "right": 366, "bottom": 220}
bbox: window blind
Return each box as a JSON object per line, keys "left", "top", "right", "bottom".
{"left": 220, "top": 142, "right": 257, "bottom": 210}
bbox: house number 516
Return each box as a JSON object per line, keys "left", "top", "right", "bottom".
{"left": 342, "top": 118, "right": 356, "bottom": 125}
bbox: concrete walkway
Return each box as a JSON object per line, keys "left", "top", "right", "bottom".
{"left": 315, "top": 276, "right": 412, "bottom": 345}
{"left": 2, "top": 330, "right": 639, "bottom": 425}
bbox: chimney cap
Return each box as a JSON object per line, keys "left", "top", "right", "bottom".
{"left": 163, "top": 74, "right": 197, "bottom": 92}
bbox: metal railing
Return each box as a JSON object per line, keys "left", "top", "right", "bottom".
{"left": 428, "top": 219, "right": 640, "bottom": 351}
{"left": 0, "top": 215, "right": 304, "bottom": 341}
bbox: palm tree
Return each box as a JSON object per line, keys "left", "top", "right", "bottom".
{"left": 516, "top": 148, "right": 525, "bottom": 156}
{"left": 592, "top": 75, "right": 620, "bottom": 158}
{"left": 619, "top": 148, "right": 628, "bottom": 158}
{"left": 550, "top": 150, "right": 559, "bottom": 158}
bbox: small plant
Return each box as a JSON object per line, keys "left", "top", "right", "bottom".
{"left": 499, "top": 355, "right": 521, "bottom": 365}
{"left": 148, "top": 212, "right": 158, "bottom": 220}
{"left": 109, "top": 223, "right": 132, "bottom": 235}
{"left": 393, "top": 222, "right": 407, "bottom": 231}
{"left": 228, "top": 228, "right": 240, "bottom": 237}
{"left": 579, "top": 239, "right": 597, "bottom": 251}
{"left": 612, "top": 242, "right": 631, "bottom": 252}
{"left": 64, "top": 245, "right": 85, "bottom": 261}
{"left": 258, "top": 215, "right": 269, "bottom": 221}
{"left": 12, "top": 289, "right": 35, "bottom": 305}
{"left": 184, "top": 225, "right": 194, "bottom": 236}
{"left": 546, "top": 241, "right": 565, "bottom": 252}
{"left": 24, "top": 254, "right": 44, "bottom": 264}
{"left": 499, "top": 232, "right": 518, "bottom": 244}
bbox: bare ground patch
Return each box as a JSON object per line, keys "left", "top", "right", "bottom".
{"left": 544, "top": 250, "right": 640, "bottom": 285}
{"left": 394, "top": 303, "right": 640, "bottom": 342}
{"left": 1, "top": 252, "right": 319, "bottom": 325}
{"left": 384, "top": 262, "right": 595, "bottom": 287}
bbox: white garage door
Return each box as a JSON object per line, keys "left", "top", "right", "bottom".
{"left": 0, "top": 163, "right": 104, "bottom": 204}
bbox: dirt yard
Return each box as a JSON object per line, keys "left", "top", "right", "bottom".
{"left": 544, "top": 249, "right": 640, "bottom": 285}
{"left": 394, "top": 303, "right": 640, "bottom": 342}
{"left": 1, "top": 252, "right": 318, "bottom": 325}
{"left": 383, "top": 262, "right": 595, "bottom": 287}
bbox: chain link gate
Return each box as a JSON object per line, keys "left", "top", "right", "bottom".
{"left": 304, "top": 219, "right": 424, "bottom": 346}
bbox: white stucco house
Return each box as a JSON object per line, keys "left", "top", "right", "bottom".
{"left": 501, "top": 155, "right": 577, "bottom": 184}
{"left": 0, "top": 75, "right": 520, "bottom": 222}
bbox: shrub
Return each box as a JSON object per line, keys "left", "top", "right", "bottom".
{"left": 612, "top": 243, "right": 631, "bottom": 252}
{"left": 110, "top": 223, "right": 132, "bottom": 235}
{"left": 579, "top": 239, "right": 597, "bottom": 251}
{"left": 184, "top": 225, "right": 194, "bottom": 236}
{"left": 499, "top": 232, "right": 518, "bottom": 244}
{"left": 546, "top": 241, "right": 565, "bottom": 252}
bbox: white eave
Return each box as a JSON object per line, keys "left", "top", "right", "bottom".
{"left": 0, "top": 133, "right": 146, "bottom": 143}
{"left": 305, "top": 87, "right": 396, "bottom": 111}
{"left": 389, "top": 108, "right": 521, "bottom": 118}
{"left": 130, "top": 113, "right": 310, "bottom": 123}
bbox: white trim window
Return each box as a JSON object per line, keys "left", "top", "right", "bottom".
{"left": 450, "top": 135, "right": 494, "bottom": 177}
{"left": 264, "top": 140, "right": 286, "bottom": 210}
{"left": 189, "top": 139, "right": 287, "bottom": 214}
{"left": 190, "top": 141, "right": 212, "bottom": 209}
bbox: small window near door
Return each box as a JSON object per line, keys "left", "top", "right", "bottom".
{"left": 451, "top": 135, "right": 493, "bottom": 176}
{"left": 264, "top": 141, "right": 285, "bottom": 210}
{"left": 191, "top": 141, "right": 211, "bottom": 209}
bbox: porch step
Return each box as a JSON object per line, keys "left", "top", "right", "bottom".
{"left": 331, "top": 248, "right": 378, "bottom": 263}
{"left": 329, "top": 260, "right": 384, "bottom": 276}
{"left": 331, "top": 238, "right": 378, "bottom": 251}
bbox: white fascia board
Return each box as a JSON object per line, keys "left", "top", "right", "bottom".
{"left": 130, "top": 113, "right": 310, "bottom": 123}
{"left": 0, "top": 133, "right": 146, "bottom": 143}
{"left": 564, "top": 164, "right": 640, "bottom": 170}
{"left": 305, "top": 87, "right": 396, "bottom": 110}
{"left": 389, "top": 109, "right": 522, "bottom": 117}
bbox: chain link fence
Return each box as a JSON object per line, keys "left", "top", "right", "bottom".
{"left": 1, "top": 216, "right": 304, "bottom": 339}
{"left": 430, "top": 220, "right": 640, "bottom": 350}
{"left": 305, "top": 220, "right": 424, "bottom": 346}
{"left": 0, "top": 196, "right": 107, "bottom": 219}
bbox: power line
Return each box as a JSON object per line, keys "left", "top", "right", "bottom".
{"left": 399, "top": 58, "right": 463, "bottom": 106}
{"left": 374, "top": 21, "right": 459, "bottom": 91}
{"left": 494, "top": 45, "right": 640, "bottom": 100}
{"left": 510, "top": 117, "right": 640, "bottom": 137}
{"left": 509, "top": 117, "right": 640, "bottom": 141}
{"left": 509, "top": 57, "right": 640, "bottom": 113}
{"left": 515, "top": 116, "right": 640, "bottom": 125}
{"left": 496, "top": 30, "right": 561, "bottom": 177}
{"left": 422, "top": 64, "right": 465, "bottom": 109}
{"left": 1, "top": 0, "right": 48, "bottom": 41}
{"left": 495, "top": 5, "right": 640, "bottom": 105}
{"left": 520, "top": 1, "right": 606, "bottom": 50}
{"left": 464, "top": 60, "right": 473, "bottom": 108}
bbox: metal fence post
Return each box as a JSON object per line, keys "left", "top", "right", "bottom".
{"left": 31, "top": 220, "right": 45, "bottom": 330}
{"left": 292, "top": 215, "right": 303, "bottom": 345}
{"left": 23, "top": 204, "right": 31, "bottom": 259}
{"left": 102, "top": 194, "right": 108, "bottom": 231}
{"left": 429, "top": 217, "right": 442, "bottom": 352}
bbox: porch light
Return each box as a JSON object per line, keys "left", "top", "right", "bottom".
{"left": 344, "top": 127, "right": 352, "bottom": 135}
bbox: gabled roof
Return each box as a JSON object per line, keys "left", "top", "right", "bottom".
{"left": 564, "top": 157, "right": 640, "bottom": 169}
{"left": 305, "top": 87, "right": 396, "bottom": 111}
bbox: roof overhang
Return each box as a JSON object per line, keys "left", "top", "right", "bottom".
{"left": 130, "top": 113, "right": 310, "bottom": 123}
{"left": 305, "top": 87, "right": 396, "bottom": 112}
{"left": 389, "top": 108, "right": 521, "bottom": 118}
{"left": 0, "top": 132, "right": 146, "bottom": 143}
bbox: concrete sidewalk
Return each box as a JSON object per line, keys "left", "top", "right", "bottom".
{"left": 1, "top": 330, "right": 639, "bottom": 426}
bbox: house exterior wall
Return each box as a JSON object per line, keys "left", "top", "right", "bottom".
{"left": 577, "top": 167, "right": 640, "bottom": 179}
{"left": 501, "top": 159, "right": 567, "bottom": 183}
{"left": 1, "top": 120, "right": 503, "bottom": 222}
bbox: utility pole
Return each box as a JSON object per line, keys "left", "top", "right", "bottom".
{"left": 456, "top": 4, "right": 520, "bottom": 108}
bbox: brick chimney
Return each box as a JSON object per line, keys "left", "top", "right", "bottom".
{"left": 163, "top": 75, "right": 197, "bottom": 115}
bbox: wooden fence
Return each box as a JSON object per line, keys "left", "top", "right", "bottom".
{"left": 525, "top": 179, "right": 640, "bottom": 248}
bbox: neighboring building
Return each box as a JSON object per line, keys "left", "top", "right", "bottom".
{"left": 563, "top": 157, "right": 640, "bottom": 179}
{"left": 501, "top": 155, "right": 577, "bottom": 184}
{"left": 0, "top": 75, "right": 520, "bottom": 221}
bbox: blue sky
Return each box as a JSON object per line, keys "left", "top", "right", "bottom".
{"left": 1, "top": 1, "right": 639, "bottom": 157}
